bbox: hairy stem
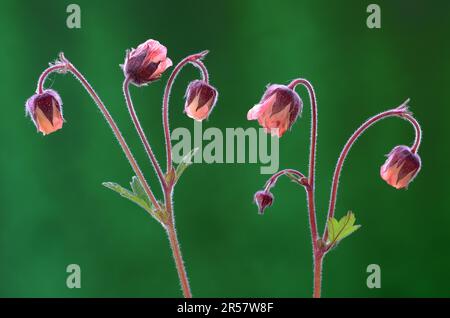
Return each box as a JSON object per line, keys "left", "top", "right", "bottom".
{"left": 404, "top": 113, "right": 422, "bottom": 153}
{"left": 36, "top": 56, "right": 161, "bottom": 210}
{"left": 123, "top": 77, "right": 167, "bottom": 192}
{"left": 323, "top": 102, "right": 420, "bottom": 241}
{"left": 162, "top": 51, "right": 209, "bottom": 173}
{"left": 166, "top": 193, "right": 192, "bottom": 298}
{"left": 289, "top": 79, "right": 321, "bottom": 297}
{"left": 306, "top": 186, "right": 319, "bottom": 256}
{"left": 192, "top": 60, "right": 209, "bottom": 83}
{"left": 159, "top": 53, "right": 209, "bottom": 297}
{"left": 37, "top": 64, "right": 67, "bottom": 94}
{"left": 263, "top": 169, "right": 307, "bottom": 191}
{"left": 313, "top": 253, "right": 323, "bottom": 298}
{"left": 288, "top": 79, "right": 319, "bottom": 244}
{"left": 288, "top": 79, "right": 318, "bottom": 191}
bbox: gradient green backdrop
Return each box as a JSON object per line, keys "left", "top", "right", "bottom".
{"left": 0, "top": 0, "right": 449, "bottom": 297}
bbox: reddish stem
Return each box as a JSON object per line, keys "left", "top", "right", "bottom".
{"left": 162, "top": 51, "right": 209, "bottom": 173}
{"left": 404, "top": 113, "right": 422, "bottom": 153}
{"left": 37, "top": 54, "right": 196, "bottom": 298}
{"left": 35, "top": 56, "right": 161, "bottom": 210}
{"left": 313, "top": 253, "right": 323, "bottom": 298}
{"left": 288, "top": 79, "right": 318, "bottom": 191}
{"left": 159, "top": 53, "right": 210, "bottom": 299}
{"left": 123, "top": 78, "right": 167, "bottom": 191}
{"left": 192, "top": 60, "right": 209, "bottom": 83}
{"left": 265, "top": 169, "right": 320, "bottom": 297}
{"left": 166, "top": 192, "right": 192, "bottom": 298}
{"left": 323, "top": 102, "right": 421, "bottom": 242}
{"left": 263, "top": 169, "right": 307, "bottom": 191}
{"left": 288, "top": 79, "right": 321, "bottom": 296}
{"left": 37, "top": 64, "right": 67, "bottom": 94}
{"left": 294, "top": 185, "right": 323, "bottom": 298}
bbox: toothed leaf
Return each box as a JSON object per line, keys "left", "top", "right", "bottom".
{"left": 327, "top": 211, "right": 361, "bottom": 247}
{"left": 102, "top": 177, "right": 154, "bottom": 213}
{"left": 130, "top": 176, "right": 152, "bottom": 208}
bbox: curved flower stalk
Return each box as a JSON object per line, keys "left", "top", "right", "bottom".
{"left": 248, "top": 79, "right": 422, "bottom": 298}
{"left": 26, "top": 39, "right": 218, "bottom": 298}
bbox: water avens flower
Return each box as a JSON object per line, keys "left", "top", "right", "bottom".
{"left": 249, "top": 77, "right": 423, "bottom": 298}
{"left": 247, "top": 84, "right": 302, "bottom": 137}
{"left": 184, "top": 80, "right": 218, "bottom": 121}
{"left": 25, "top": 89, "right": 64, "bottom": 135}
{"left": 380, "top": 145, "right": 421, "bottom": 189}
{"left": 123, "top": 39, "right": 173, "bottom": 86}
{"left": 28, "top": 45, "right": 216, "bottom": 299}
{"left": 254, "top": 190, "right": 274, "bottom": 215}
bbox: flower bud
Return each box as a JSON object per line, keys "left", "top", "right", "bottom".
{"left": 380, "top": 145, "right": 421, "bottom": 189}
{"left": 123, "top": 39, "right": 172, "bottom": 86}
{"left": 247, "top": 84, "right": 302, "bottom": 137}
{"left": 254, "top": 190, "right": 274, "bottom": 215}
{"left": 25, "top": 89, "right": 64, "bottom": 135}
{"left": 184, "top": 80, "right": 218, "bottom": 121}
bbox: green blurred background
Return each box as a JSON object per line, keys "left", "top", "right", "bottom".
{"left": 0, "top": 0, "right": 449, "bottom": 297}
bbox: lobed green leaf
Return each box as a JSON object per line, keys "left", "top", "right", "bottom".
{"left": 102, "top": 178, "right": 154, "bottom": 214}
{"left": 327, "top": 211, "right": 361, "bottom": 248}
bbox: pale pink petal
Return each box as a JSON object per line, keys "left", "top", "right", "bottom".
{"left": 146, "top": 40, "right": 168, "bottom": 63}
{"left": 185, "top": 95, "right": 212, "bottom": 121}
{"left": 155, "top": 57, "right": 173, "bottom": 76}
{"left": 247, "top": 104, "right": 263, "bottom": 120}
{"left": 247, "top": 93, "right": 277, "bottom": 121}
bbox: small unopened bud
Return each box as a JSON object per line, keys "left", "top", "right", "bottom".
{"left": 380, "top": 145, "right": 421, "bottom": 189}
{"left": 247, "top": 84, "right": 302, "bottom": 137}
{"left": 25, "top": 89, "right": 64, "bottom": 135}
{"left": 184, "top": 80, "right": 218, "bottom": 121}
{"left": 123, "top": 39, "right": 173, "bottom": 86}
{"left": 254, "top": 190, "right": 274, "bottom": 215}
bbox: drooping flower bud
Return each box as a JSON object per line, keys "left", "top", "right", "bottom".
{"left": 247, "top": 84, "right": 302, "bottom": 137}
{"left": 123, "top": 39, "right": 173, "bottom": 86}
{"left": 380, "top": 145, "right": 421, "bottom": 189}
{"left": 25, "top": 89, "right": 64, "bottom": 135}
{"left": 184, "top": 80, "right": 218, "bottom": 121}
{"left": 254, "top": 190, "right": 274, "bottom": 215}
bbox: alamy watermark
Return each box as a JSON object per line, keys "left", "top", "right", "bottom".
{"left": 66, "top": 264, "right": 81, "bottom": 289}
{"left": 171, "top": 121, "right": 279, "bottom": 174}
{"left": 366, "top": 264, "right": 381, "bottom": 289}
{"left": 66, "top": 4, "right": 81, "bottom": 29}
{"left": 366, "top": 4, "right": 381, "bottom": 29}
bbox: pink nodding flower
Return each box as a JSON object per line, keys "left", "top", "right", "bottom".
{"left": 247, "top": 84, "right": 302, "bottom": 137}
{"left": 184, "top": 80, "right": 218, "bottom": 121}
{"left": 25, "top": 89, "right": 64, "bottom": 135}
{"left": 380, "top": 145, "right": 421, "bottom": 189}
{"left": 123, "top": 39, "right": 173, "bottom": 86}
{"left": 254, "top": 190, "right": 274, "bottom": 215}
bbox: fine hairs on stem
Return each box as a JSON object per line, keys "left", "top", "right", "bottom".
{"left": 162, "top": 51, "right": 209, "bottom": 173}
{"left": 123, "top": 76, "right": 167, "bottom": 199}
{"left": 26, "top": 40, "right": 424, "bottom": 298}
{"left": 26, "top": 40, "right": 219, "bottom": 298}
{"left": 324, "top": 101, "right": 420, "bottom": 240}
{"left": 249, "top": 78, "right": 423, "bottom": 298}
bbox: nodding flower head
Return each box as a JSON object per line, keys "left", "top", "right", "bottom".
{"left": 123, "top": 39, "right": 173, "bottom": 86}
{"left": 184, "top": 80, "right": 218, "bottom": 121}
{"left": 380, "top": 145, "right": 421, "bottom": 189}
{"left": 254, "top": 190, "right": 274, "bottom": 215}
{"left": 247, "top": 84, "right": 302, "bottom": 137}
{"left": 25, "top": 89, "right": 64, "bottom": 135}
